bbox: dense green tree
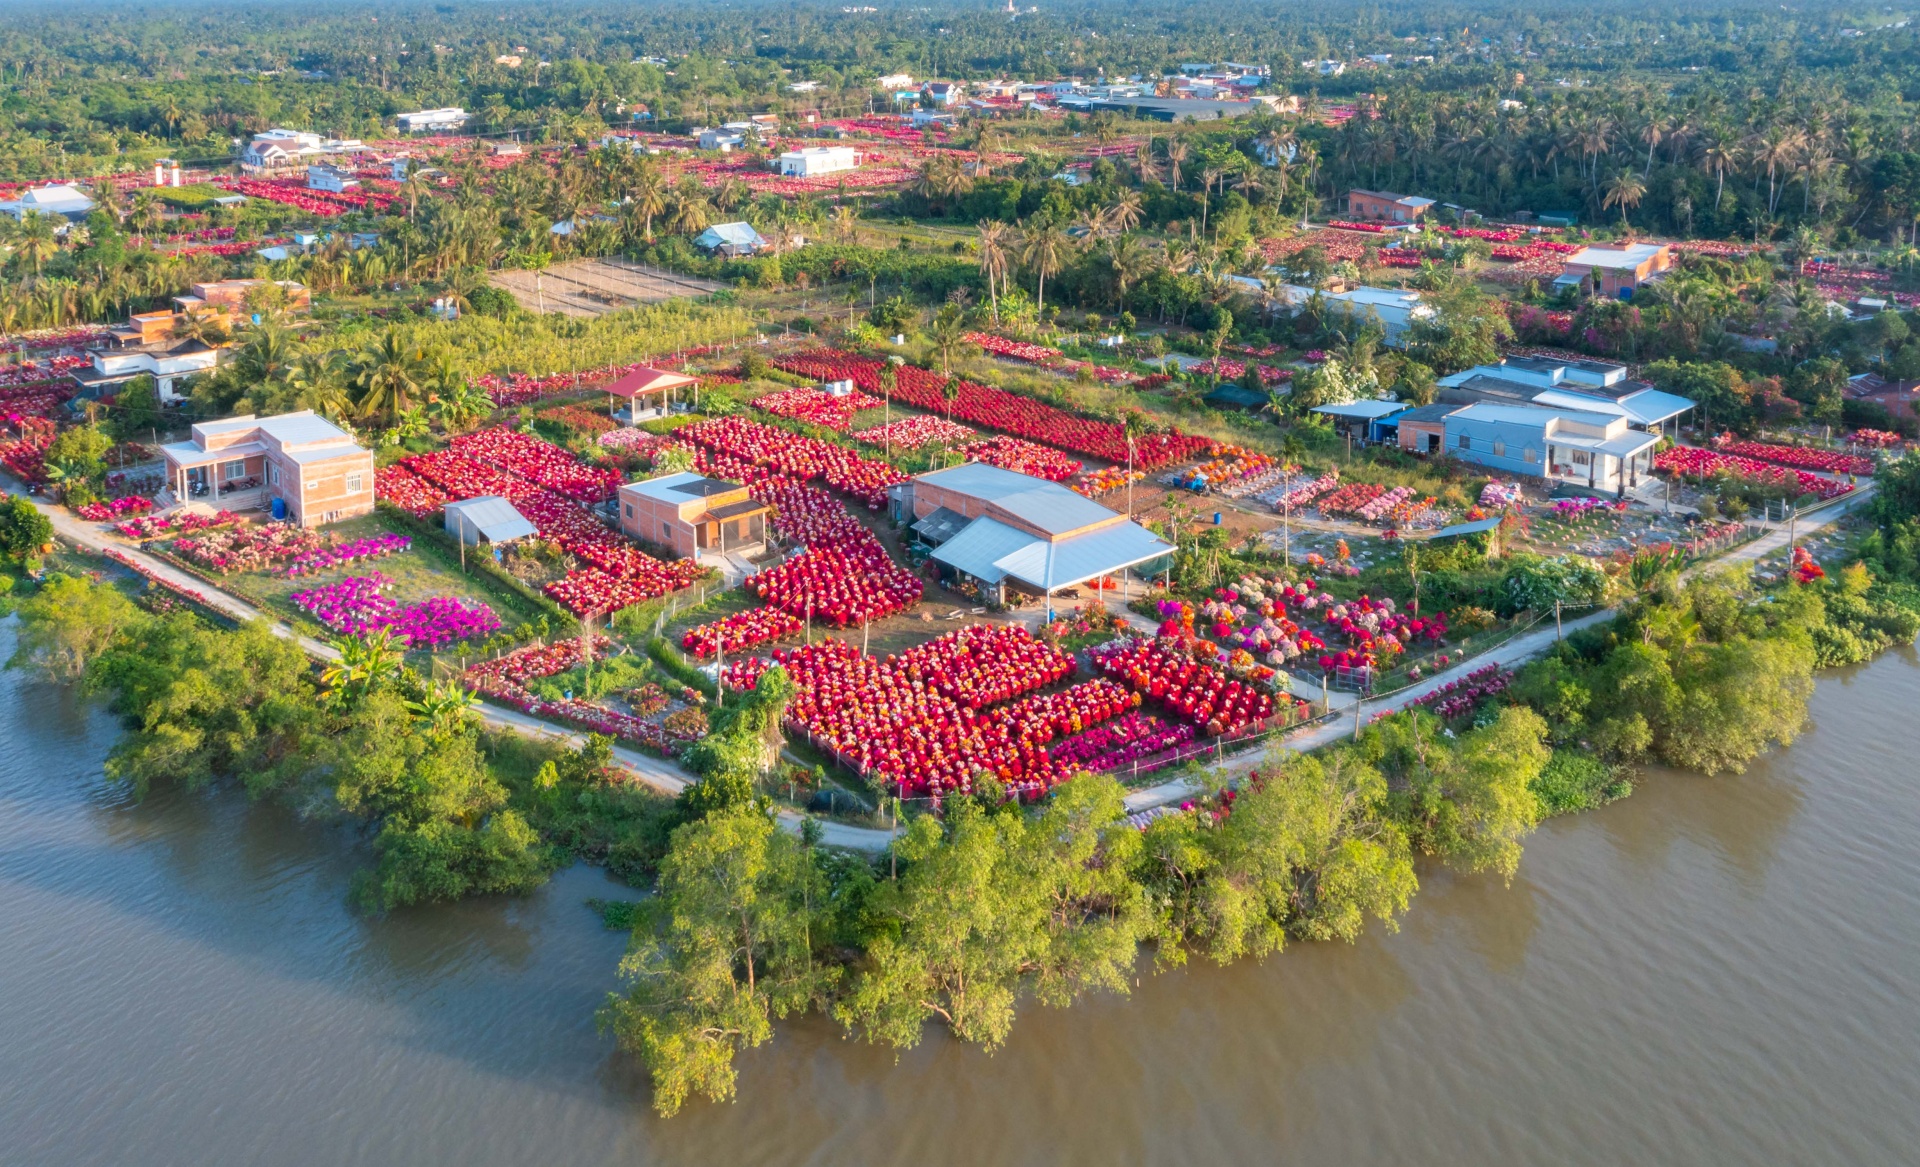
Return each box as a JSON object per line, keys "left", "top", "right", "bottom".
{"left": 8, "top": 573, "right": 142, "bottom": 682}
{"left": 0, "top": 497, "right": 55, "bottom": 566}
{"left": 600, "top": 805, "right": 832, "bottom": 1116}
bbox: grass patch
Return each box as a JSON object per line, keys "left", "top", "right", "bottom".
{"left": 1531, "top": 749, "right": 1633, "bottom": 817}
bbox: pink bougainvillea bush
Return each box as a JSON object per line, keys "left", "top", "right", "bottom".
{"left": 291, "top": 573, "right": 501, "bottom": 645}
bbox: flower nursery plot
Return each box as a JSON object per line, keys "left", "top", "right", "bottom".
{"left": 961, "top": 435, "right": 1083, "bottom": 481}
{"left": 681, "top": 607, "right": 805, "bottom": 658}
{"left": 1719, "top": 440, "right": 1875, "bottom": 478}
{"left": 853, "top": 416, "right": 975, "bottom": 449}
{"left": 774, "top": 349, "right": 1211, "bottom": 469}
{"left": 393, "top": 429, "right": 705, "bottom": 617}
{"left": 1654, "top": 446, "right": 1854, "bottom": 501}
{"left": 536, "top": 404, "right": 620, "bottom": 437}
{"left": 448, "top": 428, "right": 620, "bottom": 504}
{"left": 284, "top": 533, "right": 411, "bottom": 577}
{"left": 749, "top": 543, "right": 923, "bottom": 627}
{"left": 291, "top": 573, "right": 501, "bottom": 646}
{"left": 681, "top": 416, "right": 907, "bottom": 508}
{"left": 751, "top": 385, "right": 883, "bottom": 431}
{"left": 764, "top": 625, "right": 1136, "bottom": 799}
{"left": 375, "top": 463, "right": 452, "bottom": 517}
{"left": 170, "top": 521, "right": 327, "bottom": 574}
{"left": 1089, "top": 638, "right": 1291, "bottom": 739}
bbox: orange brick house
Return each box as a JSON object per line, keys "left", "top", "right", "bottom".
{"left": 1553, "top": 242, "right": 1673, "bottom": 298}
{"left": 1346, "top": 189, "right": 1435, "bottom": 223}
{"left": 158, "top": 410, "right": 374, "bottom": 526}
{"left": 106, "top": 279, "right": 310, "bottom": 347}
{"left": 617, "top": 471, "right": 770, "bottom": 561}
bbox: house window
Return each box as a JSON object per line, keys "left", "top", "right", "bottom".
{"left": 1457, "top": 434, "right": 1471, "bottom": 450}
{"left": 1492, "top": 440, "right": 1506, "bottom": 457}
{"left": 624, "top": 503, "right": 634, "bottom": 518}
{"left": 268, "top": 464, "right": 280, "bottom": 486}
{"left": 346, "top": 474, "right": 363, "bottom": 493}
{"left": 1571, "top": 451, "right": 1591, "bottom": 467}
{"left": 1524, "top": 447, "right": 1537, "bottom": 464}
{"left": 222, "top": 460, "right": 247, "bottom": 481}
{"left": 662, "top": 521, "right": 672, "bottom": 540}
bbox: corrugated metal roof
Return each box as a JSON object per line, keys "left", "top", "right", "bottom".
{"left": 445, "top": 495, "right": 538, "bottom": 542}
{"left": 992, "top": 521, "right": 1174, "bottom": 590}
{"left": 911, "top": 506, "right": 970, "bottom": 546}
{"left": 1615, "top": 388, "right": 1695, "bottom": 424}
{"left": 1312, "top": 400, "right": 1408, "bottom": 420}
{"left": 694, "top": 221, "right": 766, "bottom": 249}
{"left": 1449, "top": 402, "right": 1618, "bottom": 429}
{"left": 1394, "top": 403, "right": 1462, "bottom": 424}
{"left": 918, "top": 463, "right": 1119, "bottom": 537}
{"left": 930, "top": 516, "right": 1038, "bottom": 583}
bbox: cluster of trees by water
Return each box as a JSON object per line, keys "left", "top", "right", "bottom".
{"left": 10, "top": 453, "right": 1920, "bottom": 1114}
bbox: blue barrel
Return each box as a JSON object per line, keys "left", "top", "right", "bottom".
{"left": 270, "top": 496, "right": 287, "bottom": 521}
{"left": 1213, "top": 511, "right": 1223, "bottom": 525}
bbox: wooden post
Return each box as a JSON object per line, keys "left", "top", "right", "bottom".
{"left": 1554, "top": 598, "right": 1562, "bottom": 640}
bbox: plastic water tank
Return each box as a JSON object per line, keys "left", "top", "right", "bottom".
{"left": 270, "top": 497, "right": 287, "bottom": 521}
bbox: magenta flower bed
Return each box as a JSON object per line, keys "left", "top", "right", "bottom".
{"left": 285, "top": 533, "right": 412, "bottom": 577}
{"left": 291, "top": 573, "right": 501, "bottom": 645}
{"left": 1409, "top": 664, "right": 1513, "bottom": 720}
{"left": 1048, "top": 710, "right": 1197, "bottom": 771}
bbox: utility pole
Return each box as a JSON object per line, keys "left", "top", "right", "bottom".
{"left": 1282, "top": 491, "right": 1291, "bottom": 567}
{"left": 1554, "top": 598, "right": 1562, "bottom": 640}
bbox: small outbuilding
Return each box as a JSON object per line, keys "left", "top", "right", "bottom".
{"left": 603, "top": 365, "right": 701, "bottom": 421}
{"left": 693, "top": 221, "right": 768, "bottom": 256}
{"left": 444, "top": 496, "right": 538, "bottom": 546}
{"left": 776, "top": 146, "right": 859, "bottom": 177}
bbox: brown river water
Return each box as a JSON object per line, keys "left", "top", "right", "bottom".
{"left": 4, "top": 618, "right": 1919, "bottom": 1167}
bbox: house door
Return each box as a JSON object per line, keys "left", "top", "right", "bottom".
{"left": 1425, "top": 433, "right": 1439, "bottom": 453}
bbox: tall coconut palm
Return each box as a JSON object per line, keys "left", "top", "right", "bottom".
{"left": 1748, "top": 126, "right": 1803, "bottom": 217}
{"left": 927, "top": 305, "right": 972, "bottom": 374}
{"left": 286, "top": 348, "right": 354, "bottom": 422}
{"left": 626, "top": 165, "right": 668, "bottom": 242}
{"left": 1697, "top": 130, "right": 1742, "bottom": 213}
{"left": 14, "top": 211, "right": 57, "bottom": 276}
{"left": 1102, "top": 233, "right": 1152, "bottom": 313}
{"left": 1018, "top": 220, "right": 1072, "bottom": 318}
{"left": 976, "top": 219, "right": 1011, "bottom": 322}
{"left": 1163, "top": 139, "right": 1189, "bottom": 189}
{"left": 1107, "top": 188, "right": 1143, "bottom": 233}
{"left": 352, "top": 328, "right": 429, "bottom": 423}
{"left": 664, "top": 179, "right": 712, "bottom": 236}
{"left": 1198, "top": 167, "right": 1224, "bottom": 235}
{"left": 1602, "top": 170, "right": 1647, "bottom": 229}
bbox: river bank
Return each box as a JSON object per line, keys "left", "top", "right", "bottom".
{"left": 5, "top": 617, "right": 1917, "bottom": 1166}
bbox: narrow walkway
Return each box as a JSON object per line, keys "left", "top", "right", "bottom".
{"left": 5, "top": 484, "right": 900, "bottom": 852}
{"left": 1120, "top": 484, "right": 1876, "bottom": 814}
{"left": 15, "top": 480, "right": 1874, "bottom": 847}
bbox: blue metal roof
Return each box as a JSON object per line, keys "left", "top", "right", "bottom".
{"left": 445, "top": 496, "right": 538, "bottom": 543}
{"left": 992, "top": 521, "right": 1173, "bottom": 590}
{"left": 929, "top": 516, "right": 1035, "bottom": 583}
{"left": 930, "top": 514, "right": 1173, "bottom": 591}
{"left": 919, "top": 463, "right": 1119, "bottom": 537}
{"left": 1313, "top": 400, "right": 1408, "bottom": 421}
{"left": 694, "top": 221, "right": 766, "bottom": 249}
